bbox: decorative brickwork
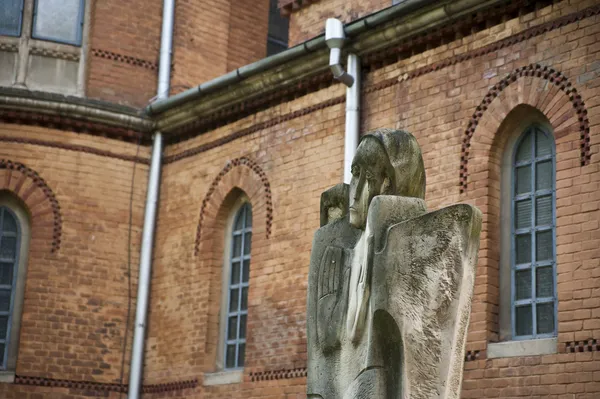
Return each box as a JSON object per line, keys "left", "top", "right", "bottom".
{"left": 91, "top": 48, "right": 158, "bottom": 70}
{"left": 459, "top": 63, "right": 590, "bottom": 193}
{"left": 194, "top": 157, "right": 273, "bottom": 256}
{"left": 0, "top": 159, "right": 62, "bottom": 252}
{"left": 249, "top": 366, "right": 307, "bottom": 382}
{"left": 0, "top": 136, "right": 150, "bottom": 164}
{"left": 464, "top": 350, "right": 481, "bottom": 362}
{"left": 29, "top": 47, "right": 80, "bottom": 62}
{"left": 14, "top": 375, "right": 198, "bottom": 394}
{"left": 565, "top": 339, "right": 600, "bottom": 353}
{"left": 0, "top": 109, "right": 149, "bottom": 144}
{"left": 166, "top": 96, "right": 345, "bottom": 162}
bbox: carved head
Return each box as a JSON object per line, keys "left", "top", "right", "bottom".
{"left": 348, "top": 128, "right": 426, "bottom": 229}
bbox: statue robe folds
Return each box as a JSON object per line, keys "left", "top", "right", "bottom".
{"left": 307, "top": 187, "right": 482, "bottom": 399}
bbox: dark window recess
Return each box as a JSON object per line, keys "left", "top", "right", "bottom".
{"left": 267, "top": 0, "right": 289, "bottom": 56}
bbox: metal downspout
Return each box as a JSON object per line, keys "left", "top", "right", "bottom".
{"left": 325, "top": 18, "right": 361, "bottom": 184}
{"left": 344, "top": 54, "right": 360, "bottom": 184}
{"left": 127, "top": 1, "right": 174, "bottom": 398}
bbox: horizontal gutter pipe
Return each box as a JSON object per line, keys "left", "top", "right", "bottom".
{"left": 146, "top": 0, "right": 509, "bottom": 117}
{"left": 145, "top": 0, "right": 440, "bottom": 115}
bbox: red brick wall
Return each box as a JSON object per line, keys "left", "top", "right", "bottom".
{"left": 86, "top": 0, "right": 162, "bottom": 107}
{"left": 0, "top": 124, "right": 149, "bottom": 398}
{"left": 170, "top": 0, "right": 271, "bottom": 96}
{"left": 147, "top": 0, "right": 600, "bottom": 397}
{"left": 287, "top": 0, "right": 394, "bottom": 46}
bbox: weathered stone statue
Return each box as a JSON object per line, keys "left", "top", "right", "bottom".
{"left": 307, "top": 129, "right": 482, "bottom": 399}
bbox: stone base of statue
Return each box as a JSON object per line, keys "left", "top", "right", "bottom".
{"left": 306, "top": 129, "right": 482, "bottom": 399}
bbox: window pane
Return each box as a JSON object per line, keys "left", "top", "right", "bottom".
{"left": 536, "top": 130, "right": 552, "bottom": 158}
{"left": 515, "top": 305, "right": 532, "bottom": 336}
{"left": 0, "top": 263, "right": 13, "bottom": 286}
{"left": 515, "top": 269, "right": 531, "bottom": 300}
{"left": 242, "top": 259, "right": 250, "bottom": 283}
{"left": 515, "top": 234, "right": 531, "bottom": 264}
{"left": 0, "top": 0, "right": 23, "bottom": 36}
{"left": 535, "top": 161, "right": 552, "bottom": 191}
{"left": 243, "top": 232, "right": 252, "bottom": 255}
{"left": 536, "top": 230, "right": 553, "bottom": 261}
{"left": 0, "top": 290, "right": 10, "bottom": 312}
{"left": 1, "top": 211, "right": 17, "bottom": 233}
{"left": 238, "top": 343, "right": 245, "bottom": 367}
{"left": 229, "top": 288, "right": 239, "bottom": 312}
{"left": 267, "top": 39, "right": 287, "bottom": 56}
{"left": 239, "top": 314, "right": 247, "bottom": 339}
{"left": 230, "top": 262, "right": 240, "bottom": 285}
{"left": 515, "top": 132, "right": 532, "bottom": 163}
{"left": 241, "top": 287, "right": 248, "bottom": 311}
{"left": 0, "top": 315, "right": 7, "bottom": 339}
{"left": 515, "top": 166, "right": 531, "bottom": 195}
{"left": 234, "top": 210, "right": 244, "bottom": 230}
{"left": 0, "top": 237, "right": 16, "bottom": 260}
{"left": 33, "top": 0, "right": 83, "bottom": 44}
{"left": 536, "top": 266, "right": 554, "bottom": 298}
{"left": 515, "top": 199, "right": 531, "bottom": 230}
{"left": 535, "top": 196, "right": 552, "bottom": 226}
{"left": 232, "top": 234, "right": 242, "bottom": 258}
{"left": 227, "top": 316, "right": 238, "bottom": 340}
{"left": 536, "top": 303, "right": 554, "bottom": 334}
{"left": 244, "top": 205, "right": 252, "bottom": 227}
{"left": 225, "top": 344, "right": 236, "bottom": 368}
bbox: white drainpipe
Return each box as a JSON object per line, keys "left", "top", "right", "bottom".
{"left": 127, "top": 1, "right": 174, "bottom": 398}
{"left": 325, "top": 18, "right": 361, "bottom": 184}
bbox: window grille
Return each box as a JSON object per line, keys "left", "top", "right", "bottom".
{"left": 224, "top": 203, "right": 252, "bottom": 369}
{"left": 511, "top": 126, "right": 557, "bottom": 339}
{"left": 0, "top": 206, "right": 20, "bottom": 369}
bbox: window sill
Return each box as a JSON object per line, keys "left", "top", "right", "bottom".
{"left": 0, "top": 371, "right": 15, "bottom": 383}
{"left": 203, "top": 370, "right": 243, "bottom": 386}
{"left": 488, "top": 337, "right": 557, "bottom": 358}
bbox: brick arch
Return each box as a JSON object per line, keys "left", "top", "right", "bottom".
{"left": 194, "top": 156, "right": 273, "bottom": 256}
{"left": 459, "top": 63, "right": 591, "bottom": 192}
{"left": 0, "top": 160, "right": 62, "bottom": 252}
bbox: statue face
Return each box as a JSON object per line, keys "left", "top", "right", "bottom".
{"left": 349, "top": 138, "right": 390, "bottom": 229}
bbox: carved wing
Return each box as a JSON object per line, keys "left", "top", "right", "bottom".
{"left": 370, "top": 204, "right": 481, "bottom": 399}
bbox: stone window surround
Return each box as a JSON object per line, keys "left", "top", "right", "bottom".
{"left": 0, "top": 193, "right": 31, "bottom": 380}
{"left": 493, "top": 104, "right": 558, "bottom": 358}
{"left": 203, "top": 195, "right": 250, "bottom": 386}
{"left": 0, "top": 0, "right": 92, "bottom": 96}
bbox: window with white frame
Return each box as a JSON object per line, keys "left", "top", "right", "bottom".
{"left": 224, "top": 202, "right": 252, "bottom": 370}
{"left": 511, "top": 126, "right": 556, "bottom": 339}
{"left": 0, "top": 0, "right": 84, "bottom": 45}
{"left": 0, "top": 0, "right": 88, "bottom": 94}
{"left": 32, "top": 0, "right": 85, "bottom": 46}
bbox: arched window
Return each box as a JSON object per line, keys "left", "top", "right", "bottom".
{"left": 511, "top": 126, "right": 556, "bottom": 339}
{"left": 224, "top": 202, "right": 252, "bottom": 369}
{"left": 0, "top": 195, "right": 30, "bottom": 375}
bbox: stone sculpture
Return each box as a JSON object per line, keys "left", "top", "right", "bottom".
{"left": 307, "top": 129, "right": 482, "bottom": 399}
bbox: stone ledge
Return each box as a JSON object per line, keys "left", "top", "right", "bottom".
{"left": 487, "top": 337, "right": 557, "bottom": 359}
{"left": 202, "top": 370, "right": 243, "bottom": 386}
{"left": 0, "top": 372, "right": 15, "bottom": 383}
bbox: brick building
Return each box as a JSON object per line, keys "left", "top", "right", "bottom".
{"left": 0, "top": 0, "right": 599, "bottom": 398}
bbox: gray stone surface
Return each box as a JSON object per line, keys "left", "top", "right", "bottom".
{"left": 307, "top": 129, "right": 482, "bottom": 399}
